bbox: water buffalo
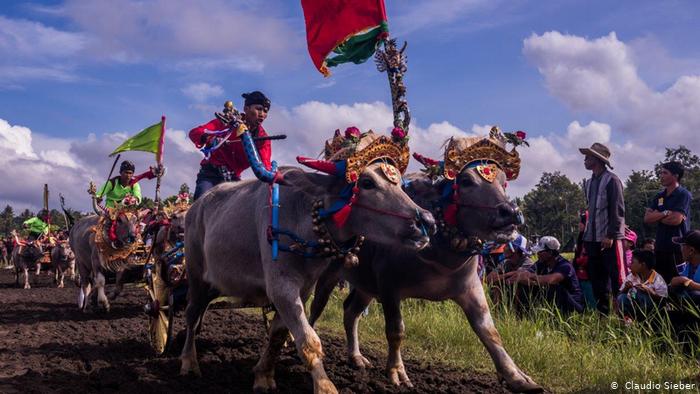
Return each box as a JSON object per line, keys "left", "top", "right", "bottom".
{"left": 70, "top": 209, "right": 142, "bottom": 311}
{"left": 309, "top": 137, "right": 543, "bottom": 393}
{"left": 51, "top": 241, "right": 76, "bottom": 288}
{"left": 12, "top": 242, "right": 44, "bottom": 289}
{"left": 107, "top": 206, "right": 187, "bottom": 302}
{"left": 180, "top": 162, "right": 435, "bottom": 394}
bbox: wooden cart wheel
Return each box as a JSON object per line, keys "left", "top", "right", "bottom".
{"left": 147, "top": 261, "right": 171, "bottom": 355}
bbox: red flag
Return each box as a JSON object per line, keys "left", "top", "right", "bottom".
{"left": 301, "top": 0, "right": 388, "bottom": 76}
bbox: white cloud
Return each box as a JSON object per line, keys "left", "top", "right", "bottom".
{"left": 0, "top": 118, "right": 201, "bottom": 212}
{"left": 523, "top": 31, "right": 700, "bottom": 151}
{"left": 563, "top": 120, "right": 611, "bottom": 146}
{"left": 181, "top": 83, "right": 224, "bottom": 103}
{"left": 0, "top": 16, "right": 87, "bottom": 85}
{"left": 0, "top": 15, "right": 88, "bottom": 58}
{"left": 471, "top": 123, "right": 493, "bottom": 134}
{"left": 0, "top": 119, "right": 37, "bottom": 160}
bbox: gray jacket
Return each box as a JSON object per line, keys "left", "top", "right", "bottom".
{"left": 583, "top": 169, "right": 625, "bottom": 242}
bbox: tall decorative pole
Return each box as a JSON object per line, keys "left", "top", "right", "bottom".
{"left": 43, "top": 184, "right": 50, "bottom": 236}
{"left": 375, "top": 39, "right": 410, "bottom": 133}
{"left": 154, "top": 115, "right": 166, "bottom": 212}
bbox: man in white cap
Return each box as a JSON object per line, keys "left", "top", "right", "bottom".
{"left": 580, "top": 142, "right": 626, "bottom": 314}
{"left": 507, "top": 236, "right": 584, "bottom": 315}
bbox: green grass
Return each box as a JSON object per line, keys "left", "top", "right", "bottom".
{"left": 312, "top": 263, "right": 700, "bottom": 393}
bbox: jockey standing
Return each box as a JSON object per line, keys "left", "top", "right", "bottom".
{"left": 23, "top": 209, "right": 50, "bottom": 243}
{"left": 189, "top": 91, "right": 272, "bottom": 200}
{"left": 17, "top": 209, "right": 50, "bottom": 258}
{"left": 96, "top": 160, "right": 162, "bottom": 208}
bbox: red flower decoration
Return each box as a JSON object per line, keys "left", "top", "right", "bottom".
{"left": 391, "top": 127, "right": 406, "bottom": 140}
{"left": 515, "top": 130, "right": 527, "bottom": 140}
{"left": 344, "top": 127, "right": 361, "bottom": 139}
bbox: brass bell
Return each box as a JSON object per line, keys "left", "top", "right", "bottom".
{"left": 224, "top": 100, "right": 234, "bottom": 110}
{"left": 344, "top": 253, "right": 359, "bottom": 268}
{"left": 450, "top": 237, "right": 461, "bottom": 250}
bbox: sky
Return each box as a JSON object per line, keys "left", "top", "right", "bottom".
{"left": 1, "top": 0, "right": 699, "bottom": 212}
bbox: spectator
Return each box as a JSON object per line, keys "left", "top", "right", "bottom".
{"left": 617, "top": 249, "right": 668, "bottom": 322}
{"left": 642, "top": 238, "right": 656, "bottom": 252}
{"left": 644, "top": 161, "right": 692, "bottom": 283}
{"left": 623, "top": 227, "right": 638, "bottom": 276}
{"left": 573, "top": 210, "right": 596, "bottom": 309}
{"left": 486, "top": 235, "right": 533, "bottom": 305}
{"left": 668, "top": 230, "right": 700, "bottom": 306}
{"left": 0, "top": 237, "right": 7, "bottom": 266}
{"left": 4, "top": 236, "right": 13, "bottom": 264}
{"left": 507, "top": 236, "right": 584, "bottom": 315}
{"left": 580, "top": 143, "right": 626, "bottom": 314}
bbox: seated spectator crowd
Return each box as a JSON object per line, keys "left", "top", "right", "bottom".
{"left": 484, "top": 230, "right": 700, "bottom": 325}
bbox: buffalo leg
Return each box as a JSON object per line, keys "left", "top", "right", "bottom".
{"left": 179, "top": 279, "right": 210, "bottom": 376}
{"left": 253, "top": 313, "right": 289, "bottom": 392}
{"left": 342, "top": 288, "right": 373, "bottom": 368}
{"left": 272, "top": 289, "right": 337, "bottom": 394}
{"left": 453, "top": 275, "right": 542, "bottom": 393}
{"left": 308, "top": 265, "right": 342, "bottom": 327}
{"left": 56, "top": 267, "right": 65, "bottom": 288}
{"left": 380, "top": 294, "right": 411, "bottom": 387}
{"left": 109, "top": 269, "right": 125, "bottom": 300}
{"left": 23, "top": 267, "right": 31, "bottom": 289}
{"left": 95, "top": 272, "right": 110, "bottom": 311}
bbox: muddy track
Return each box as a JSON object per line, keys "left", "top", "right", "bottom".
{"left": 0, "top": 269, "right": 508, "bottom": 393}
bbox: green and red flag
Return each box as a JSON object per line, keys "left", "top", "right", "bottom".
{"left": 110, "top": 116, "right": 166, "bottom": 164}
{"left": 301, "top": 0, "right": 388, "bottom": 76}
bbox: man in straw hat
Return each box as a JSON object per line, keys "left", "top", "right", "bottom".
{"left": 580, "top": 142, "right": 626, "bottom": 314}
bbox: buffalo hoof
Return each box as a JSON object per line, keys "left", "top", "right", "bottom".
{"left": 180, "top": 358, "right": 201, "bottom": 377}
{"left": 387, "top": 364, "right": 413, "bottom": 387}
{"left": 253, "top": 371, "right": 276, "bottom": 392}
{"left": 313, "top": 377, "right": 338, "bottom": 394}
{"left": 499, "top": 369, "right": 543, "bottom": 393}
{"left": 348, "top": 354, "right": 372, "bottom": 369}
{"left": 23, "top": 283, "right": 31, "bottom": 289}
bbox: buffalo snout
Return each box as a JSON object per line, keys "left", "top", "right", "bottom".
{"left": 493, "top": 202, "right": 524, "bottom": 228}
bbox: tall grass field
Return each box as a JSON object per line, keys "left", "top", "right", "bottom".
{"left": 312, "top": 255, "right": 700, "bottom": 393}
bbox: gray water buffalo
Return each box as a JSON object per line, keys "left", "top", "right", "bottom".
{"left": 180, "top": 163, "right": 435, "bottom": 394}
{"left": 309, "top": 137, "right": 543, "bottom": 393}
{"left": 70, "top": 210, "right": 141, "bottom": 311}
{"left": 51, "top": 241, "right": 76, "bottom": 288}
{"left": 12, "top": 242, "right": 44, "bottom": 289}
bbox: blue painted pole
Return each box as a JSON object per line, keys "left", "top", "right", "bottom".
{"left": 240, "top": 130, "right": 277, "bottom": 183}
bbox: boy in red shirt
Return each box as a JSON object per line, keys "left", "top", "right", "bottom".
{"left": 189, "top": 91, "right": 272, "bottom": 200}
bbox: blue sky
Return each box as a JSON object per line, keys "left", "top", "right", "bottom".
{"left": 1, "top": 0, "right": 698, "bottom": 210}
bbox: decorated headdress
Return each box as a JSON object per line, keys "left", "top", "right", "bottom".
{"left": 413, "top": 126, "right": 527, "bottom": 226}
{"left": 297, "top": 127, "right": 410, "bottom": 227}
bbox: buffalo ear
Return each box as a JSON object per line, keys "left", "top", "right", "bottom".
{"left": 279, "top": 166, "right": 339, "bottom": 198}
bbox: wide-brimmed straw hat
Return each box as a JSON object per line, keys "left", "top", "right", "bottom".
{"left": 579, "top": 142, "right": 613, "bottom": 169}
